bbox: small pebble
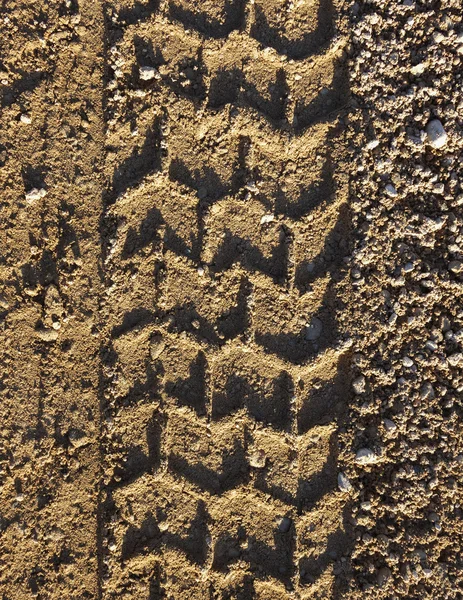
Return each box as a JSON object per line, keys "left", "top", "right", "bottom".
{"left": 338, "top": 472, "right": 353, "bottom": 492}
{"left": 68, "top": 429, "right": 88, "bottom": 448}
{"left": 410, "top": 62, "right": 426, "bottom": 75}
{"left": 448, "top": 260, "right": 463, "bottom": 274}
{"left": 385, "top": 184, "right": 398, "bottom": 197}
{"left": 278, "top": 517, "right": 292, "bottom": 533}
{"left": 377, "top": 566, "right": 392, "bottom": 586}
{"left": 149, "top": 332, "right": 165, "bottom": 360}
{"left": 366, "top": 139, "right": 379, "bottom": 150}
{"left": 306, "top": 262, "right": 315, "bottom": 273}
{"left": 36, "top": 328, "right": 58, "bottom": 342}
{"left": 383, "top": 418, "right": 397, "bottom": 432}
{"left": 305, "top": 317, "right": 322, "bottom": 340}
{"left": 420, "top": 382, "right": 435, "bottom": 400}
{"left": 25, "top": 188, "right": 47, "bottom": 204}
{"left": 422, "top": 568, "right": 433, "bottom": 578}
{"left": 448, "top": 353, "right": 463, "bottom": 367}
{"left": 426, "top": 119, "right": 448, "bottom": 149}
{"left": 248, "top": 449, "right": 266, "bottom": 468}
{"left": 355, "top": 448, "right": 379, "bottom": 465}
{"left": 139, "top": 66, "right": 159, "bottom": 80}
{"left": 197, "top": 186, "right": 208, "bottom": 199}
{"left": 352, "top": 375, "right": 366, "bottom": 394}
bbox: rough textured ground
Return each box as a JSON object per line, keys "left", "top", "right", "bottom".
{"left": 341, "top": 1, "right": 463, "bottom": 598}
{"left": 0, "top": 0, "right": 462, "bottom": 599}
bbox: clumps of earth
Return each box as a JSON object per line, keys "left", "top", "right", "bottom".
{"left": 337, "top": 0, "right": 463, "bottom": 597}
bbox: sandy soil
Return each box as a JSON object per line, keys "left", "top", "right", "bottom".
{"left": 0, "top": 0, "right": 461, "bottom": 599}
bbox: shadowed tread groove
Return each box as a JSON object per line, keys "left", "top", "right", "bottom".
{"left": 1, "top": 70, "right": 48, "bottom": 108}
{"left": 110, "top": 118, "right": 163, "bottom": 203}
{"left": 211, "top": 370, "right": 294, "bottom": 431}
{"left": 250, "top": 0, "right": 335, "bottom": 60}
{"left": 118, "top": 0, "right": 160, "bottom": 25}
{"left": 168, "top": 0, "right": 247, "bottom": 39}
{"left": 168, "top": 435, "right": 249, "bottom": 494}
{"left": 101, "top": 0, "right": 350, "bottom": 597}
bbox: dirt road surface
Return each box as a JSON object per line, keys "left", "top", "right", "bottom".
{"left": 1, "top": 0, "right": 462, "bottom": 599}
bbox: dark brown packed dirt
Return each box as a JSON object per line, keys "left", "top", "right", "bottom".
{"left": 0, "top": 0, "right": 462, "bottom": 599}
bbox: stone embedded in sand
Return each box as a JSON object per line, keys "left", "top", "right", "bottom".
{"left": 377, "top": 566, "right": 392, "bottom": 586}
{"left": 383, "top": 418, "right": 397, "bottom": 432}
{"left": 352, "top": 375, "right": 366, "bottom": 394}
{"left": 410, "top": 62, "right": 427, "bottom": 75}
{"left": 305, "top": 317, "right": 322, "bottom": 340}
{"left": 404, "top": 262, "right": 414, "bottom": 272}
{"left": 426, "top": 119, "right": 448, "bottom": 149}
{"left": 425, "top": 339, "right": 438, "bottom": 352}
{"left": 448, "top": 352, "right": 463, "bottom": 367}
{"left": 420, "top": 381, "right": 435, "bottom": 400}
{"left": 248, "top": 448, "right": 266, "bottom": 468}
{"left": 402, "top": 356, "right": 413, "bottom": 367}
{"left": 36, "top": 327, "right": 58, "bottom": 342}
{"left": 260, "top": 214, "right": 275, "bottom": 225}
{"left": 139, "top": 66, "right": 159, "bottom": 81}
{"left": 278, "top": 517, "right": 292, "bottom": 533}
{"left": 432, "top": 31, "right": 445, "bottom": 44}
{"left": 68, "top": 428, "right": 89, "bottom": 448}
{"left": 449, "top": 260, "right": 463, "bottom": 274}
{"left": 355, "top": 448, "right": 379, "bottom": 465}
{"left": 25, "top": 188, "right": 47, "bottom": 203}
{"left": 149, "top": 332, "right": 165, "bottom": 360}
{"left": 385, "top": 183, "right": 398, "bottom": 198}
{"left": 197, "top": 186, "right": 208, "bottom": 199}
{"left": 366, "top": 139, "right": 379, "bottom": 150}
{"left": 337, "top": 472, "right": 353, "bottom": 492}
{"left": 422, "top": 568, "right": 433, "bottom": 578}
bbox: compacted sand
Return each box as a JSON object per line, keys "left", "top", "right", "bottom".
{"left": 0, "top": 0, "right": 462, "bottom": 599}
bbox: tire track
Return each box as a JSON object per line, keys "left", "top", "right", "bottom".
{"left": 100, "top": 1, "right": 352, "bottom": 597}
